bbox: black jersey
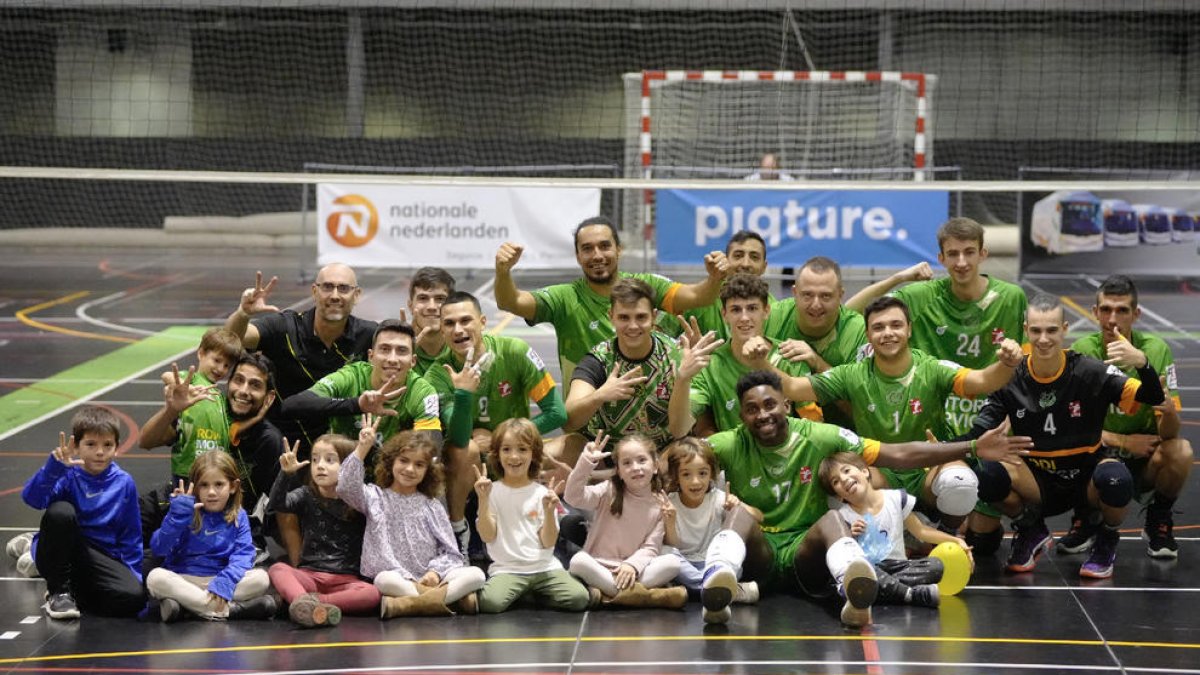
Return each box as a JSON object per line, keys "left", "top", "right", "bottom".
{"left": 971, "top": 351, "right": 1141, "bottom": 482}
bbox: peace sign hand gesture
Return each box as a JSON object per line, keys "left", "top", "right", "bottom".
{"left": 51, "top": 431, "right": 84, "bottom": 468}
{"left": 357, "top": 374, "right": 407, "bottom": 416}
{"left": 580, "top": 431, "right": 611, "bottom": 466}
{"left": 445, "top": 346, "right": 482, "bottom": 393}
{"left": 171, "top": 478, "right": 202, "bottom": 511}
{"left": 239, "top": 270, "right": 279, "bottom": 316}
{"left": 655, "top": 491, "right": 676, "bottom": 523}
{"left": 542, "top": 477, "right": 563, "bottom": 511}
{"left": 278, "top": 437, "right": 309, "bottom": 475}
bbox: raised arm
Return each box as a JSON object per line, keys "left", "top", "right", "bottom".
{"left": 877, "top": 418, "right": 1033, "bottom": 469}
{"left": 140, "top": 364, "right": 216, "bottom": 450}
{"left": 224, "top": 270, "right": 278, "bottom": 349}
{"left": 844, "top": 262, "right": 932, "bottom": 313}
{"left": 670, "top": 251, "right": 727, "bottom": 312}
{"left": 565, "top": 360, "right": 649, "bottom": 432}
{"left": 494, "top": 242, "right": 538, "bottom": 320}
{"left": 742, "top": 337, "right": 818, "bottom": 403}
{"left": 960, "top": 338, "right": 1023, "bottom": 398}
{"left": 668, "top": 328, "right": 723, "bottom": 439}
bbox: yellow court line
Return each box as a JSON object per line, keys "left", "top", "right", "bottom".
{"left": 15, "top": 291, "right": 136, "bottom": 344}
{"left": 1060, "top": 295, "right": 1098, "bottom": 325}
{"left": 4, "top": 632, "right": 1199, "bottom": 665}
{"left": 487, "top": 311, "right": 517, "bottom": 335}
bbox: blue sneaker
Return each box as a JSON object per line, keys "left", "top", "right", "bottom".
{"left": 1080, "top": 526, "right": 1119, "bottom": 579}
{"left": 1006, "top": 520, "right": 1051, "bottom": 573}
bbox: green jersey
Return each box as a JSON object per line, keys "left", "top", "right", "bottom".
{"left": 573, "top": 331, "right": 682, "bottom": 448}
{"left": 1071, "top": 330, "right": 1181, "bottom": 437}
{"left": 413, "top": 343, "right": 451, "bottom": 377}
{"left": 893, "top": 275, "right": 1026, "bottom": 435}
{"left": 763, "top": 302, "right": 869, "bottom": 368}
{"left": 425, "top": 333, "right": 558, "bottom": 432}
{"left": 530, "top": 272, "right": 681, "bottom": 380}
{"left": 690, "top": 339, "right": 810, "bottom": 433}
{"left": 172, "top": 371, "right": 230, "bottom": 478}
{"left": 309, "top": 362, "right": 442, "bottom": 439}
{"left": 710, "top": 417, "right": 880, "bottom": 569}
{"left": 809, "top": 349, "right": 969, "bottom": 443}
{"left": 657, "top": 294, "right": 776, "bottom": 343}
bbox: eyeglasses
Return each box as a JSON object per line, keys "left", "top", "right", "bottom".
{"left": 316, "top": 282, "right": 358, "bottom": 295}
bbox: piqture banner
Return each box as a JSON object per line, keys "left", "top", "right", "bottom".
{"left": 655, "top": 188, "right": 948, "bottom": 267}
{"left": 317, "top": 184, "right": 600, "bottom": 269}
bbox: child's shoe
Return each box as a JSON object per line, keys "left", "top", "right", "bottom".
{"left": 43, "top": 592, "right": 80, "bottom": 621}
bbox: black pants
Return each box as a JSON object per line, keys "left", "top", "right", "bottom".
{"left": 35, "top": 501, "right": 145, "bottom": 617}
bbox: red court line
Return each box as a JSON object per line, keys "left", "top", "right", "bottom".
{"left": 861, "top": 625, "right": 884, "bottom": 675}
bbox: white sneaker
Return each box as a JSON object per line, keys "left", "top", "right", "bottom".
{"left": 16, "top": 551, "right": 39, "bottom": 578}
{"left": 6, "top": 532, "right": 34, "bottom": 559}
{"left": 733, "top": 581, "right": 759, "bottom": 604}
{"left": 702, "top": 605, "right": 732, "bottom": 624}
{"left": 839, "top": 558, "right": 878, "bottom": 628}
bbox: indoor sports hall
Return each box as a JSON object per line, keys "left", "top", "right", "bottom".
{"left": 1, "top": 2, "right": 1199, "bottom": 674}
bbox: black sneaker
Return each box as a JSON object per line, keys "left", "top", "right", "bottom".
{"left": 1006, "top": 520, "right": 1051, "bottom": 573}
{"left": 1057, "top": 515, "right": 1099, "bottom": 554}
{"left": 43, "top": 592, "right": 81, "bottom": 620}
{"left": 910, "top": 583, "right": 940, "bottom": 608}
{"left": 1080, "top": 526, "right": 1119, "bottom": 579}
{"left": 1144, "top": 508, "right": 1179, "bottom": 560}
{"left": 228, "top": 595, "right": 278, "bottom": 621}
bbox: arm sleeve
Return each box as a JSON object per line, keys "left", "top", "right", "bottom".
{"left": 116, "top": 479, "right": 146, "bottom": 577}
{"left": 208, "top": 511, "right": 256, "bottom": 601}
{"left": 21, "top": 456, "right": 69, "bottom": 509}
{"left": 531, "top": 385, "right": 567, "bottom": 435}
{"left": 572, "top": 354, "right": 609, "bottom": 389}
{"left": 564, "top": 454, "right": 607, "bottom": 510}
{"left": 529, "top": 285, "right": 563, "bottom": 326}
{"left": 1131, "top": 363, "right": 1165, "bottom": 407}
{"left": 249, "top": 312, "right": 284, "bottom": 345}
{"left": 150, "top": 495, "right": 196, "bottom": 558}
{"left": 281, "top": 389, "right": 361, "bottom": 420}
{"left": 808, "top": 366, "right": 847, "bottom": 406}
{"left": 335, "top": 454, "right": 369, "bottom": 513}
{"left": 268, "top": 471, "right": 308, "bottom": 514}
{"left": 446, "top": 389, "right": 474, "bottom": 448}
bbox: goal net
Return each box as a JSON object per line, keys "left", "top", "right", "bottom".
{"left": 623, "top": 70, "right": 935, "bottom": 231}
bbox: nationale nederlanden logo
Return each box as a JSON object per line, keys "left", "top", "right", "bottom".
{"left": 326, "top": 195, "right": 379, "bottom": 247}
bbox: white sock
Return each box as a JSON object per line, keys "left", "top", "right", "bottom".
{"left": 705, "top": 529, "right": 747, "bottom": 578}
{"left": 451, "top": 518, "right": 467, "bottom": 533}
{"left": 825, "top": 536, "right": 868, "bottom": 589}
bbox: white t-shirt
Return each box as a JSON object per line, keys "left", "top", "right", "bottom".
{"left": 484, "top": 481, "right": 562, "bottom": 575}
{"left": 837, "top": 489, "right": 914, "bottom": 563}
{"left": 667, "top": 489, "right": 726, "bottom": 562}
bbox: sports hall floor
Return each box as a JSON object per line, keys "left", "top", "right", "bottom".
{"left": 0, "top": 248, "right": 1197, "bottom": 674}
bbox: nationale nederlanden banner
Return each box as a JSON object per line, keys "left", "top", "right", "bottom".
{"left": 317, "top": 184, "right": 600, "bottom": 269}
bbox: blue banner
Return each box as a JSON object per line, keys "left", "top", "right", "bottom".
{"left": 656, "top": 189, "right": 948, "bottom": 267}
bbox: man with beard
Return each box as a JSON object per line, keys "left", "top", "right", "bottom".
{"left": 224, "top": 264, "right": 378, "bottom": 456}
{"left": 711, "top": 370, "right": 1031, "bottom": 627}
{"left": 281, "top": 320, "right": 442, "bottom": 481}
{"left": 494, "top": 216, "right": 727, "bottom": 385}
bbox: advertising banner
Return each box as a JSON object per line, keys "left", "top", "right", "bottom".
{"left": 655, "top": 188, "right": 948, "bottom": 267}
{"left": 1019, "top": 170, "right": 1200, "bottom": 278}
{"left": 317, "top": 184, "right": 600, "bottom": 269}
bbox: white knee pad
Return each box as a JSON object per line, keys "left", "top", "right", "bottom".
{"left": 932, "top": 465, "right": 979, "bottom": 517}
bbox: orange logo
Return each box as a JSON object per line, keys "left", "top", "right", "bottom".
{"left": 326, "top": 195, "right": 378, "bottom": 248}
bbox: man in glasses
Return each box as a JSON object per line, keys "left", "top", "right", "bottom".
{"left": 225, "top": 263, "right": 378, "bottom": 456}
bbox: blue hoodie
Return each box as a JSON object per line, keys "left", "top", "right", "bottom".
{"left": 22, "top": 456, "right": 143, "bottom": 581}
{"left": 150, "top": 495, "right": 256, "bottom": 601}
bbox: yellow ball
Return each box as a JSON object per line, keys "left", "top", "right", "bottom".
{"left": 929, "top": 542, "right": 971, "bottom": 596}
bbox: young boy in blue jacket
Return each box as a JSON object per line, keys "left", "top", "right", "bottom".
{"left": 22, "top": 406, "right": 145, "bottom": 620}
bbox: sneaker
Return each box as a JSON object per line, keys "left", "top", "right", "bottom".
{"left": 1144, "top": 507, "right": 1179, "bottom": 560}
{"left": 964, "top": 527, "right": 1004, "bottom": 557}
{"left": 1006, "top": 520, "right": 1052, "bottom": 573}
{"left": 733, "top": 581, "right": 759, "bottom": 604}
{"left": 6, "top": 532, "right": 33, "bottom": 559}
{"left": 1056, "top": 514, "right": 1099, "bottom": 554}
{"left": 160, "top": 598, "right": 182, "bottom": 623}
{"left": 16, "top": 551, "right": 39, "bottom": 578}
{"left": 228, "top": 595, "right": 278, "bottom": 621}
{"left": 700, "top": 565, "right": 738, "bottom": 614}
{"left": 702, "top": 605, "right": 732, "bottom": 624}
{"left": 839, "top": 558, "right": 877, "bottom": 628}
{"left": 910, "top": 583, "right": 940, "bottom": 608}
{"left": 43, "top": 592, "right": 81, "bottom": 620}
{"left": 1080, "top": 526, "right": 1120, "bottom": 579}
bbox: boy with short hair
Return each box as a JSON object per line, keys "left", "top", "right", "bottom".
{"left": 139, "top": 327, "right": 244, "bottom": 482}
{"left": 21, "top": 406, "right": 145, "bottom": 619}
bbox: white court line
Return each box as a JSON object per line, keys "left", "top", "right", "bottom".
{"left": 75, "top": 291, "right": 156, "bottom": 337}
{"left": 0, "top": 378, "right": 162, "bottom": 385}
{"left": 0, "top": 632, "right": 18, "bottom": 640}
{"left": 19, "top": 616, "right": 39, "bottom": 624}
{"left": 970, "top": 585, "right": 1200, "bottom": 592}
{"left": 0, "top": 578, "right": 43, "bottom": 582}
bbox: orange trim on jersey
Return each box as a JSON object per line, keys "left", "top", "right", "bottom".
{"left": 1027, "top": 441, "right": 1100, "bottom": 458}
{"left": 1117, "top": 378, "right": 1142, "bottom": 415}
{"left": 795, "top": 402, "right": 823, "bottom": 422}
{"left": 414, "top": 418, "right": 443, "bottom": 431}
{"left": 660, "top": 283, "right": 682, "bottom": 316}
{"left": 1153, "top": 394, "right": 1184, "bottom": 420}
{"left": 862, "top": 439, "right": 881, "bottom": 465}
{"left": 951, "top": 368, "right": 970, "bottom": 398}
{"left": 1028, "top": 350, "right": 1067, "bottom": 384}
{"left": 529, "top": 373, "right": 557, "bottom": 403}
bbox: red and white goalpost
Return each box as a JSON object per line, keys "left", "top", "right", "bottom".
{"left": 626, "top": 70, "right": 935, "bottom": 236}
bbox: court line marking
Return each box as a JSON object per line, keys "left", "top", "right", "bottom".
{"left": 75, "top": 291, "right": 157, "bottom": 337}
{"left": 968, "top": 585, "right": 1200, "bottom": 592}
{"left": 4, "top": 632, "right": 1200, "bottom": 666}
{"left": 230, "top": 663, "right": 1200, "bottom": 675}
{"left": 14, "top": 292, "right": 136, "bottom": 345}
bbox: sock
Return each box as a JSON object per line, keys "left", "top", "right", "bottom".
{"left": 1151, "top": 492, "right": 1176, "bottom": 510}
{"left": 451, "top": 518, "right": 467, "bottom": 534}
{"left": 825, "top": 536, "right": 867, "bottom": 590}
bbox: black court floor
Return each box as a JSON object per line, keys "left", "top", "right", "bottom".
{"left": 0, "top": 248, "right": 1197, "bottom": 674}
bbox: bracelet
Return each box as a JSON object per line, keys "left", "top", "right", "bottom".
{"left": 969, "top": 439, "right": 978, "bottom": 459}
